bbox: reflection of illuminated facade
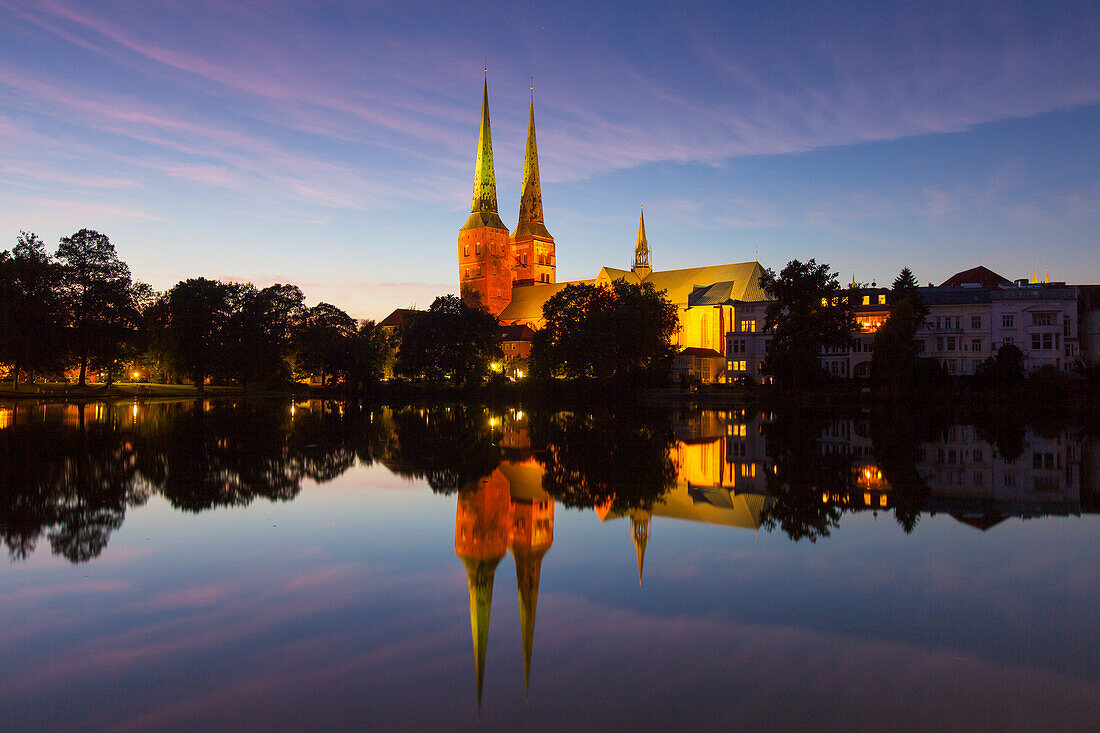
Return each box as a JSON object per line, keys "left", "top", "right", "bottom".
{"left": 812, "top": 417, "right": 1084, "bottom": 526}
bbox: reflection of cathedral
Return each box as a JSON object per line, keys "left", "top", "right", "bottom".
{"left": 453, "top": 449, "right": 555, "bottom": 705}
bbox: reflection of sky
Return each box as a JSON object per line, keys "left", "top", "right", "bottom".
{"left": 2, "top": 463, "right": 1100, "bottom": 729}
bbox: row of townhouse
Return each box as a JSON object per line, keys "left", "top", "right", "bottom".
{"left": 717, "top": 266, "right": 1087, "bottom": 383}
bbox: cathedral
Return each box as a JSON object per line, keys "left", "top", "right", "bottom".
{"left": 458, "top": 79, "right": 768, "bottom": 369}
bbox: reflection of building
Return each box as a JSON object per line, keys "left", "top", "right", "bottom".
{"left": 809, "top": 416, "right": 1084, "bottom": 526}
{"left": 596, "top": 410, "right": 774, "bottom": 582}
{"left": 454, "top": 444, "right": 555, "bottom": 704}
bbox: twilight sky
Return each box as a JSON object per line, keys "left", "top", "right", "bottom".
{"left": 1, "top": 0, "right": 1098, "bottom": 319}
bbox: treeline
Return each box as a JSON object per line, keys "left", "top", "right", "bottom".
{"left": 0, "top": 229, "right": 390, "bottom": 389}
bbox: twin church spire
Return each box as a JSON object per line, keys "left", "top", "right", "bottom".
{"left": 458, "top": 76, "right": 556, "bottom": 314}
{"left": 461, "top": 79, "right": 550, "bottom": 240}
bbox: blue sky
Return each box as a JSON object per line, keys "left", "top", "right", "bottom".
{"left": 1, "top": 0, "right": 1097, "bottom": 318}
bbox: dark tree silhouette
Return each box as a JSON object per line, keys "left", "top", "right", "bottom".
{"left": 759, "top": 259, "right": 855, "bottom": 387}
{"left": 0, "top": 232, "right": 66, "bottom": 386}
{"left": 531, "top": 279, "right": 678, "bottom": 384}
{"left": 395, "top": 295, "right": 501, "bottom": 385}
{"left": 165, "top": 278, "right": 235, "bottom": 390}
{"left": 56, "top": 229, "right": 133, "bottom": 387}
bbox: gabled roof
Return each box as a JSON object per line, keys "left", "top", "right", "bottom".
{"left": 597, "top": 261, "right": 768, "bottom": 306}
{"left": 498, "top": 279, "right": 594, "bottom": 324}
{"left": 378, "top": 308, "right": 421, "bottom": 329}
{"left": 498, "top": 261, "right": 768, "bottom": 324}
{"left": 677, "top": 347, "right": 723, "bottom": 358}
{"left": 501, "top": 324, "right": 535, "bottom": 341}
{"left": 939, "top": 266, "right": 1011, "bottom": 290}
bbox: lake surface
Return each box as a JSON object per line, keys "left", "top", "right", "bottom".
{"left": 1, "top": 399, "right": 1098, "bottom": 731}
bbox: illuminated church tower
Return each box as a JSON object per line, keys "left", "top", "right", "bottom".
{"left": 509, "top": 91, "right": 555, "bottom": 286}
{"left": 455, "top": 473, "right": 512, "bottom": 706}
{"left": 458, "top": 79, "right": 513, "bottom": 316}
{"left": 632, "top": 205, "right": 651, "bottom": 279}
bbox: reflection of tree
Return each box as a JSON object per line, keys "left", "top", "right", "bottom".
{"left": 0, "top": 399, "right": 392, "bottom": 562}
{"left": 532, "top": 409, "right": 677, "bottom": 513}
{"left": 0, "top": 405, "right": 146, "bottom": 562}
{"left": 386, "top": 406, "right": 500, "bottom": 494}
{"left": 761, "top": 411, "right": 847, "bottom": 542}
{"left": 871, "top": 408, "right": 942, "bottom": 534}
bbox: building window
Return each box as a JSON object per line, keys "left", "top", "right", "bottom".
{"left": 730, "top": 360, "right": 747, "bottom": 371}
{"left": 1002, "top": 314, "right": 1014, "bottom": 328}
{"left": 730, "top": 339, "right": 746, "bottom": 354}
{"left": 1033, "top": 333, "right": 1055, "bottom": 350}
{"left": 741, "top": 320, "right": 757, "bottom": 333}
{"left": 1002, "top": 336, "right": 1014, "bottom": 346}
{"left": 1032, "top": 313, "right": 1054, "bottom": 326}
{"left": 463, "top": 245, "right": 469, "bottom": 257}
{"left": 936, "top": 337, "right": 944, "bottom": 351}
{"left": 878, "top": 294, "right": 887, "bottom": 305}
{"left": 475, "top": 243, "right": 482, "bottom": 255}
{"left": 971, "top": 339, "right": 982, "bottom": 353}
{"left": 946, "top": 336, "right": 956, "bottom": 351}
{"left": 946, "top": 359, "right": 957, "bottom": 374}
{"left": 862, "top": 295, "right": 870, "bottom": 305}
{"left": 971, "top": 316, "right": 981, "bottom": 329}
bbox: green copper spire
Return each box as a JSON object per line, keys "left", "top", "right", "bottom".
{"left": 462, "top": 79, "right": 507, "bottom": 231}
{"left": 632, "top": 205, "right": 651, "bottom": 273}
{"left": 513, "top": 93, "right": 551, "bottom": 240}
{"left": 463, "top": 555, "right": 501, "bottom": 708}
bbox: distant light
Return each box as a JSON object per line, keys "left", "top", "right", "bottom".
{"left": 131, "top": 371, "right": 140, "bottom": 380}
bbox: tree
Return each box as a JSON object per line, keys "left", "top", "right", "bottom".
{"left": 394, "top": 295, "right": 501, "bottom": 385}
{"left": 975, "top": 343, "right": 1024, "bottom": 386}
{"left": 165, "top": 278, "right": 235, "bottom": 390}
{"left": 0, "top": 232, "right": 66, "bottom": 386}
{"left": 891, "top": 266, "right": 929, "bottom": 320}
{"left": 531, "top": 279, "right": 678, "bottom": 384}
{"left": 294, "top": 302, "right": 358, "bottom": 387}
{"left": 759, "top": 259, "right": 854, "bottom": 387}
{"left": 56, "top": 229, "right": 133, "bottom": 386}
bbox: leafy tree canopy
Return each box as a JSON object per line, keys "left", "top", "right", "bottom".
{"left": 759, "top": 259, "right": 854, "bottom": 387}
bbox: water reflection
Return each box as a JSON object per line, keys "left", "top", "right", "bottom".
{"left": 1, "top": 398, "right": 1098, "bottom": 718}
{"left": 1, "top": 399, "right": 1095, "bottom": 559}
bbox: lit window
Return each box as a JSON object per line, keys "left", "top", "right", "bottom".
{"left": 741, "top": 320, "right": 757, "bottom": 333}
{"left": 862, "top": 295, "right": 870, "bottom": 305}
{"left": 878, "top": 294, "right": 886, "bottom": 305}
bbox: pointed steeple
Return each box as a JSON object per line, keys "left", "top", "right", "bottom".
{"left": 514, "top": 92, "right": 551, "bottom": 239}
{"left": 462, "top": 78, "right": 507, "bottom": 231}
{"left": 463, "top": 555, "right": 501, "bottom": 708}
{"left": 632, "top": 206, "right": 651, "bottom": 276}
{"left": 630, "top": 512, "right": 650, "bottom": 586}
{"left": 514, "top": 545, "right": 547, "bottom": 692}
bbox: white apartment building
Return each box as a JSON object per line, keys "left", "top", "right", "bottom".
{"left": 722, "top": 267, "right": 1081, "bottom": 382}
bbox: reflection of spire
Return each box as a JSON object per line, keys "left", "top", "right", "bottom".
{"left": 510, "top": 494, "right": 554, "bottom": 694}
{"left": 630, "top": 511, "right": 650, "bottom": 585}
{"left": 455, "top": 474, "right": 511, "bottom": 708}
{"left": 462, "top": 555, "right": 501, "bottom": 708}
{"left": 514, "top": 544, "right": 547, "bottom": 692}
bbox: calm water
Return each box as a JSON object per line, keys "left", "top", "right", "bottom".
{"left": 1, "top": 399, "right": 1098, "bottom": 731}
